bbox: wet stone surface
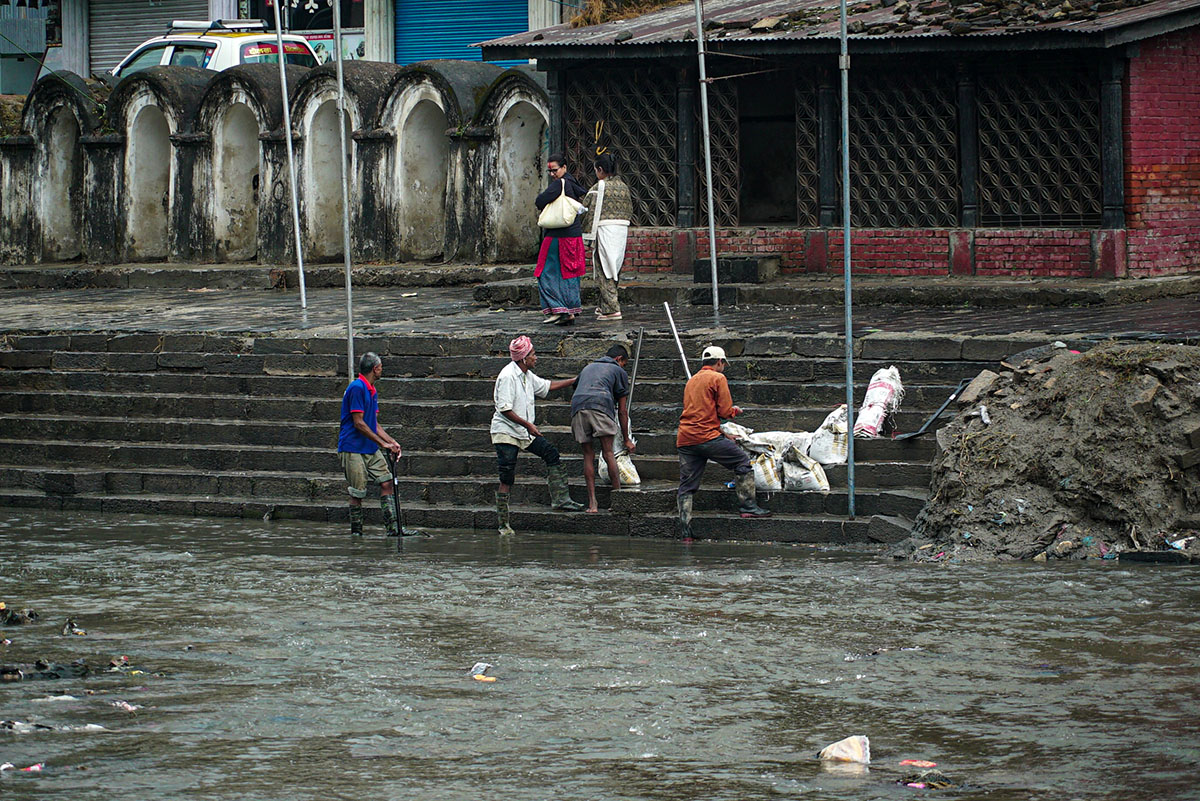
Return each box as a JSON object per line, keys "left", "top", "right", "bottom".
{"left": 0, "top": 286, "right": 1198, "bottom": 340}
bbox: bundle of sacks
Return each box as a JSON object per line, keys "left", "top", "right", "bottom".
{"left": 720, "top": 366, "right": 904, "bottom": 491}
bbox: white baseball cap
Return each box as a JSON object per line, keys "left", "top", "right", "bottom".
{"left": 701, "top": 345, "right": 727, "bottom": 361}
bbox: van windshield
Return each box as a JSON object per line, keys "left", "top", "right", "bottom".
{"left": 240, "top": 41, "right": 318, "bottom": 68}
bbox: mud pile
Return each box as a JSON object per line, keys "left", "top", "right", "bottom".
{"left": 894, "top": 342, "right": 1200, "bottom": 562}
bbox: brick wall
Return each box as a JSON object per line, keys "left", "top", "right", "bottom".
{"left": 624, "top": 227, "right": 1125, "bottom": 277}
{"left": 1125, "top": 26, "right": 1200, "bottom": 277}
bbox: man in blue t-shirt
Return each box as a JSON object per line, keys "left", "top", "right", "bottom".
{"left": 570, "top": 344, "right": 636, "bottom": 513}
{"left": 338, "top": 352, "right": 403, "bottom": 536}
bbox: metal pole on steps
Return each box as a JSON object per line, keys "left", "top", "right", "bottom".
{"left": 839, "top": 0, "right": 857, "bottom": 518}
{"left": 333, "top": 0, "right": 355, "bottom": 380}
{"left": 692, "top": 0, "right": 720, "bottom": 322}
{"left": 270, "top": 0, "right": 307, "bottom": 310}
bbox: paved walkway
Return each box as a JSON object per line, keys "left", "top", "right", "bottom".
{"left": 0, "top": 284, "right": 1198, "bottom": 340}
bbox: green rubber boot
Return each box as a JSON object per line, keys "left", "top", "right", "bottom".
{"left": 547, "top": 464, "right": 585, "bottom": 511}
{"left": 496, "top": 491, "right": 516, "bottom": 536}
{"left": 380, "top": 496, "right": 400, "bottom": 537}
{"left": 735, "top": 472, "right": 772, "bottom": 518}
{"left": 677, "top": 493, "right": 695, "bottom": 539}
{"left": 349, "top": 505, "right": 365, "bottom": 536}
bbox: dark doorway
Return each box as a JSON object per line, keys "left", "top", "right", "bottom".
{"left": 738, "top": 74, "right": 797, "bottom": 224}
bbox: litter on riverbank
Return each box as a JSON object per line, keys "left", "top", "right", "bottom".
{"left": 894, "top": 342, "right": 1200, "bottom": 563}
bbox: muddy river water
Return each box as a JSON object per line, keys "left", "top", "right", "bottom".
{"left": 1, "top": 511, "right": 1197, "bottom": 800}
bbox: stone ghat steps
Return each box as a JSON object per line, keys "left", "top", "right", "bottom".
{"left": 0, "top": 349, "right": 997, "bottom": 384}
{"left": 0, "top": 465, "right": 927, "bottom": 519}
{"left": 0, "top": 439, "right": 930, "bottom": 489}
{"left": 0, "top": 376, "right": 962, "bottom": 409}
{"left": 0, "top": 488, "right": 876, "bottom": 544}
{"left": 7, "top": 408, "right": 938, "bottom": 445}
{"left": 0, "top": 330, "right": 1042, "bottom": 364}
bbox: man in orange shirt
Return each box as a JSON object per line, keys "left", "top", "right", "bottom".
{"left": 676, "top": 346, "right": 771, "bottom": 538}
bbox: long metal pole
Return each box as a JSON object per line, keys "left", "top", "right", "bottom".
{"left": 839, "top": 0, "right": 856, "bottom": 518}
{"left": 333, "top": 0, "right": 355, "bottom": 380}
{"left": 664, "top": 302, "right": 693, "bottom": 380}
{"left": 270, "top": 1, "right": 307, "bottom": 309}
{"left": 692, "top": 0, "right": 720, "bottom": 320}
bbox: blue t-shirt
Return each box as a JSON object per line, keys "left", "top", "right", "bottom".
{"left": 338, "top": 375, "right": 379, "bottom": 454}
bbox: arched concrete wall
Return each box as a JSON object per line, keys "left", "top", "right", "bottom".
{"left": 392, "top": 86, "right": 449, "bottom": 260}
{"left": 494, "top": 96, "right": 548, "bottom": 261}
{"left": 125, "top": 96, "right": 173, "bottom": 261}
{"left": 303, "top": 97, "right": 354, "bottom": 261}
{"left": 38, "top": 107, "right": 84, "bottom": 260}
{"left": 213, "top": 102, "right": 260, "bottom": 260}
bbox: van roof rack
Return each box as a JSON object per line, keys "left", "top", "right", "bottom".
{"left": 167, "top": 19, "right": 268, "bottom": 34}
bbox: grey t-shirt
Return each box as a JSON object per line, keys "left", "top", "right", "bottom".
{"left": 570, "top": 356, "right": 629, "bottom": 420}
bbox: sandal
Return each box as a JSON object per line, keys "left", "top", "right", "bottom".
{"left": 542, "top": 313, "right": 561, "bottom": 324}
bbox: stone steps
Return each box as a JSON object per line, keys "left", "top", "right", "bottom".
{"left": 0, "top": 377, "right": 962, "bottom": 407}
{"left": 0, "top": 465, "right": 927, "bottom": 518}
{"left": 0, "top": 488, "right": 875, "bottom": 543}
{"left": 0, "top": 328, "right": 989, "bottom": 541}
{"left": 0, "top": 439, "right": 931, "bottom": 487}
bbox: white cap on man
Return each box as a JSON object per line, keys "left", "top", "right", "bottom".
{"left": 701, "top": 345, "right": 727, "bottom": 361}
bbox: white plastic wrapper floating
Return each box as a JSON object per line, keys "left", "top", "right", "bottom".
{"left": 809, "top": 405, "right": 849, "bottom": 465}
{"left": 817, "top": 734, "right": 871, "bottom": 764}
{"left": 854, "top": 366, "right": 904, "bottom": 438}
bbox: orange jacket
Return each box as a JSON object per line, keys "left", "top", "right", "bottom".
{"left": 676, "top": 366, "right": 739, "bottom": 447}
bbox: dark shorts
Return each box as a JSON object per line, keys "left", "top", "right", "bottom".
{"left": 677, "top": 436, "right": 752, "bottom": 496}
{"left": 495, "top": 435, "right": 559, "bottom": 486}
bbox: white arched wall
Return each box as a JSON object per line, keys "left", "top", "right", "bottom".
{"left": 124, "top": 97, "right": 173, "bottom": 260}
{"left": 389, "top": 84, "right": 449, "bottom": 261}
{"left": 303, "top": 96, "right": 354, "bottom": 261}
{"left": 495, "top": 97, "right": 548, "bottom": 261}
{"left": 38, "top": 106, "right": 83, "bottom": 260}
{"left": 213, "top": 102, "right": 260, "bottom": 261}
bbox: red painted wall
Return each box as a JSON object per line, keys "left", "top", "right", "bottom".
{"left": 1125, "top": 26, "right": 1200, "bottom": 277}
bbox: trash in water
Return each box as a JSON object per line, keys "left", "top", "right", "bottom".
{"left": 900, "top": 759, "right": 938, "bottom": 768}
{"left": 110, "top": 700, "right": 141, "bottom": 712}
{"left": 817, "top": 734, "right": 870, "bottom": 764}
{"left": 899, "top": 769, "right": 955, "bottom": 789}
{"left": 1170, "top": 536, "right": 1196, "bottom": 550}
{"left": 473, "top": 674, "right": 497, "bottom": 682}
{"left": 32, "top": 695, "right": 79, "bottom": 703}
{"left": 1, "top": 638, "right": 11, "bottom": 646}
{"left": 0, "top": 762, "right": 44, "bottom": 772}
{"left": 61, "top": 618, "right": 86, "bottom": 636}
{"left": 0, "top": 603, "right": 38, "bottom": 625}
{"left": 401, "top": 292, "right": 418, "bottom": 298}
{"left": 468, "top": 662, "right": 492, "bottom": 676}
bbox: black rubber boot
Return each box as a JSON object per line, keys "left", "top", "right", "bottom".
{"left": 677, "top": 493, "right": 695, "bottom": 539}
{"left": 735, "top": 473, "right": 772, "bottom": 518}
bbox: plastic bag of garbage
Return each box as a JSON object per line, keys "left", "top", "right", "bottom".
{"left": 782, "top": 444, "right": 829, "bottom": 493}
{"left": 809, "top": 405, "right": 849, "bottom": 465}
{"left": 854, "top": 366, "right": 904, "bottom": 438}
{"left": 598, "top": 451, "right": 641, "bottom": 485}
{"left": 818, "top": 734, "right": 870, "bottom": 763}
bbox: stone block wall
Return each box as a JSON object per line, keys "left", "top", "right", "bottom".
{"left": 1125, "top": 26, "right": 1200, "bottom": 277}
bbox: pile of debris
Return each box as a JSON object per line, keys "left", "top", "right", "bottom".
{"left": 894, "top": 341, "right": 1200, "bottom": 563}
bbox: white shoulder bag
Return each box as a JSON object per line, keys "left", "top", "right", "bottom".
{"left": 537, "top": 179, "right": 584, "bottom": 229}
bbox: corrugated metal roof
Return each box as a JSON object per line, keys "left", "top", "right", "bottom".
{"left": 476, "top": 0, "right": 1200, "bottom": 51}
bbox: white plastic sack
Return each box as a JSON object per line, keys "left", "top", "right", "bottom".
{"left": 597, "top": 451, "right": 641, "bottom": 486}
{"left": 721, "top": 422, "right": 812, "bottom": 457}
{"left": 818, "top": 735, "right": 871, "bottom": 764}
{"left": 854, "top": 366, "right": 904, "bottom": 438}
{"left": 782, "top": 444, "right": 830, "bottom": 493}
{"left": 809, "top": 405, "right": 849, "bottom": 465}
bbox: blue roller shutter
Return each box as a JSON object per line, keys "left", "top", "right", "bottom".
{"left": 394, "top": 0, "right": 526, "bottom": 66}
